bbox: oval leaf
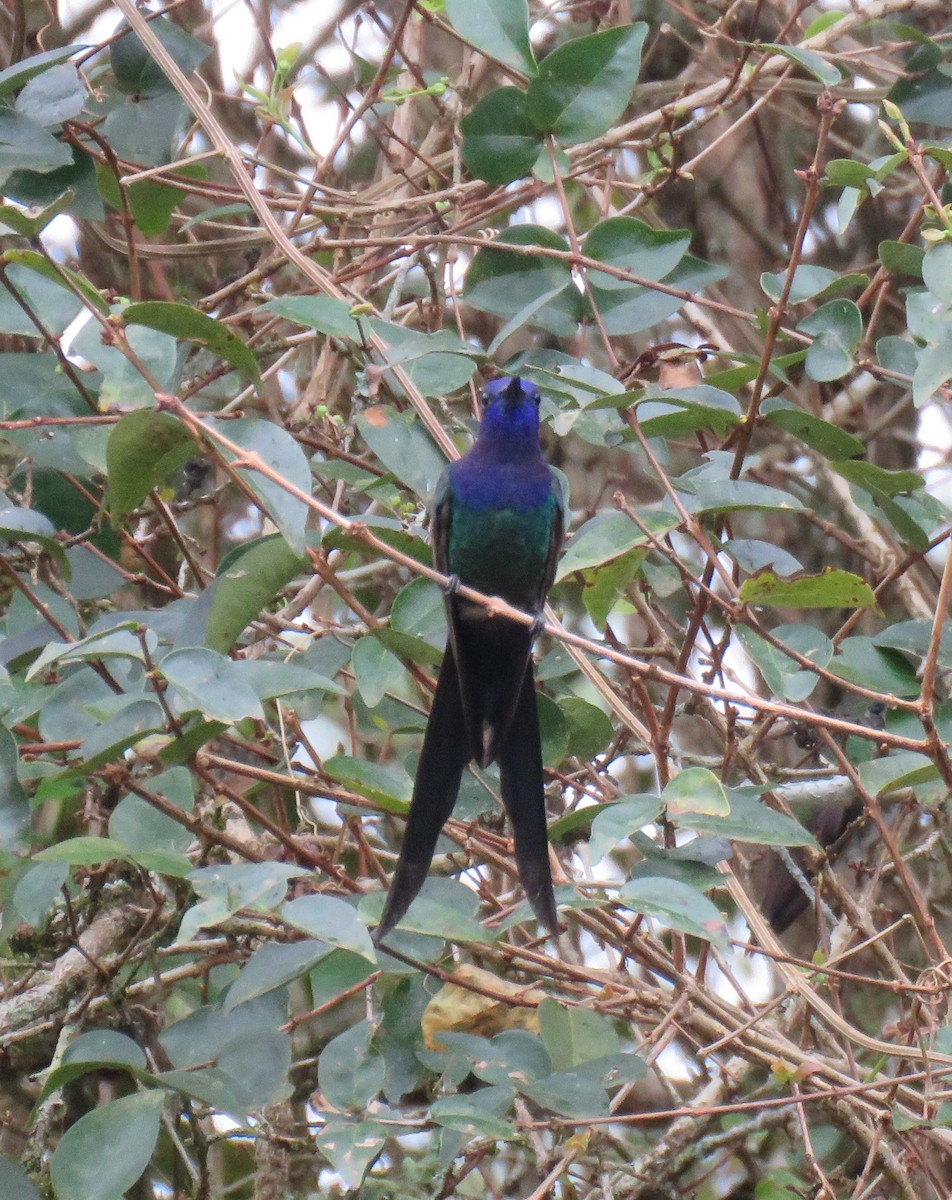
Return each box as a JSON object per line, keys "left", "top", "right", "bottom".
{"left": 526, "top": 24, "right": 648, "bottom": 143}
{"left": 122, "top": 301, "right": 260, "bottom": 382}
{"left": 738, "top": 568, "right": 877, "bottom": 610}
{"left": 445, "top": 0, "right": 535, "bottom": 72}
{"left": 50, "top": 1091, "right": 164, "bottom": 1200}
{"left": 106, "top": 410, "right": 195, "bottom": 518}
{"left": 460, "top": 87, "right": 543, "bottom": 185}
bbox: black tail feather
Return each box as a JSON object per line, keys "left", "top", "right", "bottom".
{"left": 374, "top": 652, "right": 471, "bottom": 944}
{"left": 497, "top": 664, "right": 558, "bottom": 936}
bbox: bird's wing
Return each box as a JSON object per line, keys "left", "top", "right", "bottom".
{"left": 374, "top": 649, "right": 471, "bottom": 943}
{"left": 496, "top": 660, "right": 558, "bottom": 935}
{"left": 431, "top": 466, "right": 452, "bottom": 577}
{"left": 432, "top": 470, "right": 487, "bottom": 760}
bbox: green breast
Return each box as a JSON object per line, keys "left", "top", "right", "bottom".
{"left": 448, "top": 498, "right": 554, "bottom": 608}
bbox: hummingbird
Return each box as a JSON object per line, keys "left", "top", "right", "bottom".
{"left": 374, "top": 376, "right": 564, "bottom": 942}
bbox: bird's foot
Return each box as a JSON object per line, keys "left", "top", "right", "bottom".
{"left": 529, "top": 613, "right": 546, "bottom": 640}
{"left": 442, "top": 573, "right": 461, "bottom": 597}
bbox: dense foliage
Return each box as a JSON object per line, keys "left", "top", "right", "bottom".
{"left": 4, "top": 0, "right": 952, "bottom": 1196}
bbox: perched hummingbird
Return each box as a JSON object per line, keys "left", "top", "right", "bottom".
{"left": 374, "top": 376, "right": 564, "bottom": 943}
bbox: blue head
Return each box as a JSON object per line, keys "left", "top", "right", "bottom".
{"left": 475, "top": 376, "right": 542, "bottom": 456}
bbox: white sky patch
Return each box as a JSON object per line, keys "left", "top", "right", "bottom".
{"left": 918, "top": 400, "right": 952, "bottom": 508}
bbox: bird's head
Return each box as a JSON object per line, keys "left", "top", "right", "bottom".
{"left": 479, "top": 376, "right": 542, "bottom": 444}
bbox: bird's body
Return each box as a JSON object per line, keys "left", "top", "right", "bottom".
{"left": 374, "top": 376, "right": 564, "bottom": 943}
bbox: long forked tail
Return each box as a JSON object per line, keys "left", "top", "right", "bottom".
{"left": 496, "top": 664, "right": 558, "bottom": 936}
{"left": 374, "top": 651, "right": 470, "bottom": 944}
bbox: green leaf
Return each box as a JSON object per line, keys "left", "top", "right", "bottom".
{"left": 319, "top": 1020, "right": 385, "bottom": 1112}
{"left": 723, "top": 538, "right": 802, "bottom": 577}
{"left": 63, "top": 1030, "right": 148, "bottom": 1071}
{"left": 391, "top": 577, "right": 446, "bottom": 644}
{"left": 538, "top": 998, "right": 618, "bottom": 1070}
{"left": 759, "top": 263, "right": 865, "bottom": 304}
{"left": 204, "top": 534, "right": 307, "bottom": 653}
{"left": 556, "top": 510, "right": 676, "bottom": 581}
{"left": 34, "top": 837, "right": 125, "bottom": 866}
{"left": 859, "top": 751, "right": 938, "bottom": 797}
{"left": 735, "top": 623, "right": 832, "bottom": 703}
{"left": 154, "top": 1067, "right": 248, "bottom": 1118}
{"left": 97, "top": 162, "right": 208, "bottom": 236}
{"left": 798, "top": 299, "right": 863, "bottom": 382}
{"left": 110, "top": 16, "right": 210, "bottom": 98}
{"left": 464, "top": 226, "right": 580, "bottom": 338}
{"left": 315, "top": 1119, "right": 387, "bottom": 1190}
{"left": 109, "top": 793, "right": 191, "bottom": 859}
{"left": 0, "top": 190, "right": 77, "bottom": 238}
{"left": 560, "top": 697, "right": 613, "bottom": 761}
{"left": 2, "top": 248, "right": 109, "bottom": 316}
{"left": 518, "top": 1068, "right": 609, "bottom": 1118}
{"left": 50, "top": 1090, "right": 164, "bottom": 1200}
{"left": 261, "top": 294, "right": 363, "bottom": 339}
{"left": 14, "top": 63, "right": 84, "bottom": 126}
{"left": 526, "top": 24, "right": 648, "bottom": 142}
{"left": 324, "top": 754, "right": 413, "bottom": 810}
{"left": 356, "top": 403, "right": 447, "bottom": 500}
{"left": 591, "top": 252, "right": 724, "bottom": 336}
{"left": 306, "top": 956, "right": 376, "bottom": 1028}
{"left": 352, "top": 634, "right": 405, "bottom": 708}
{"left": 177, "top": 863, "right": 301, "bottom": 940}
{"left": 0, "top": 720, "right": 28, "bottom": 850}
{"left": 367, "top": 876, "right": 487, "bottom": 942}
{"left": 218, "top": 1027, "right": 292, "bottom": 1107}
{"left": 283, "top": 894, "right": 376, "bottom": 960}
{"left": 0, "top": 110, "right": 73, "bottom": 179}
{"left": 738, "top": 568, "right": 877, "bottom": 610}
{"left": 823, "top": 159, "right": 876, "bottom": 189}
{"left": 0, "top": 1153, "right": 41, "bottom": 1200}
{"left": 453, "top": 1029, "right": 551, "bottom": 1087}
{"left": 682, "top": 790, "right": 815, "bottom": 847}
{"left": 428, "top": 1091, "right": 516, "bottom": 1138}
{"left": 538, "top": 691, "right": 568, "bottom": 766}
{"left": 224, "top": 940, "right": 329, "bottom": 1009}
{"left": 589, "top": 795, "right": 663, "bottom": 863}
{"left": 12, "top": 861, "right": 68, "bottom": 926}
{"left": 874, "top": 620, "right": 952, "bottom": 670}
{"left": 662, "top": 767, "right": 729, "bottom": 817}
{"left": 684, "top": 479, "right": 804, "bottom": 515}
{"left": 224, "top": 418, "right": 312, "bottom": 555}
{"left": 620, "top": 876, "right": 729, "bottom": 950}
{"left": 762, "top": 43, "right": 841, "bottom": 86}
{"left": 922, "top": 239, "right": 952, "bottom": 306}
{"left": 831, "top": 459, "right": 923, "bottom": 497}
{"left": 829, "top": 636, "right": 920, "bottom": 697}
{"left": 122, "top": 301, "right": 259, "bottom": 382}
{"left": 636, "top": 385, "right": 742, "bottom": 439}
{"left": 160, "top": 646, "right": 265, "bottom": 722}
{"left": 444, "top": 0, "right": 535, "bottom": 72}
{"left": 0, "top": 46, "right": 86, "bottom": 97}
{"left": 581, "top": 547, "right": 645, "bottom": 629}
{"left": 460, "top": 87, "right": 543, "bottom": 185}
{"left": 370, "top": 321, "right": 480, "bottom": 396}
{"left": 913, "top": 339, "right": 952, "bottom": 407}
{"left": 161, "top": 993, "right": 286, "bottom": 1070}
{"left": 879, "top": 240, "right": 924, "bottom": 276}
{"left": 761, "top": 398, "right": 865, "bottom": 459}
{"left": 585, "top": 217, "right": 689, "bottom": 290}
{"left": 106, "top": 410, "right": 195, "bottom": 518}
{"left": 0, "top": 504, "right": 69, "bottom": 573}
